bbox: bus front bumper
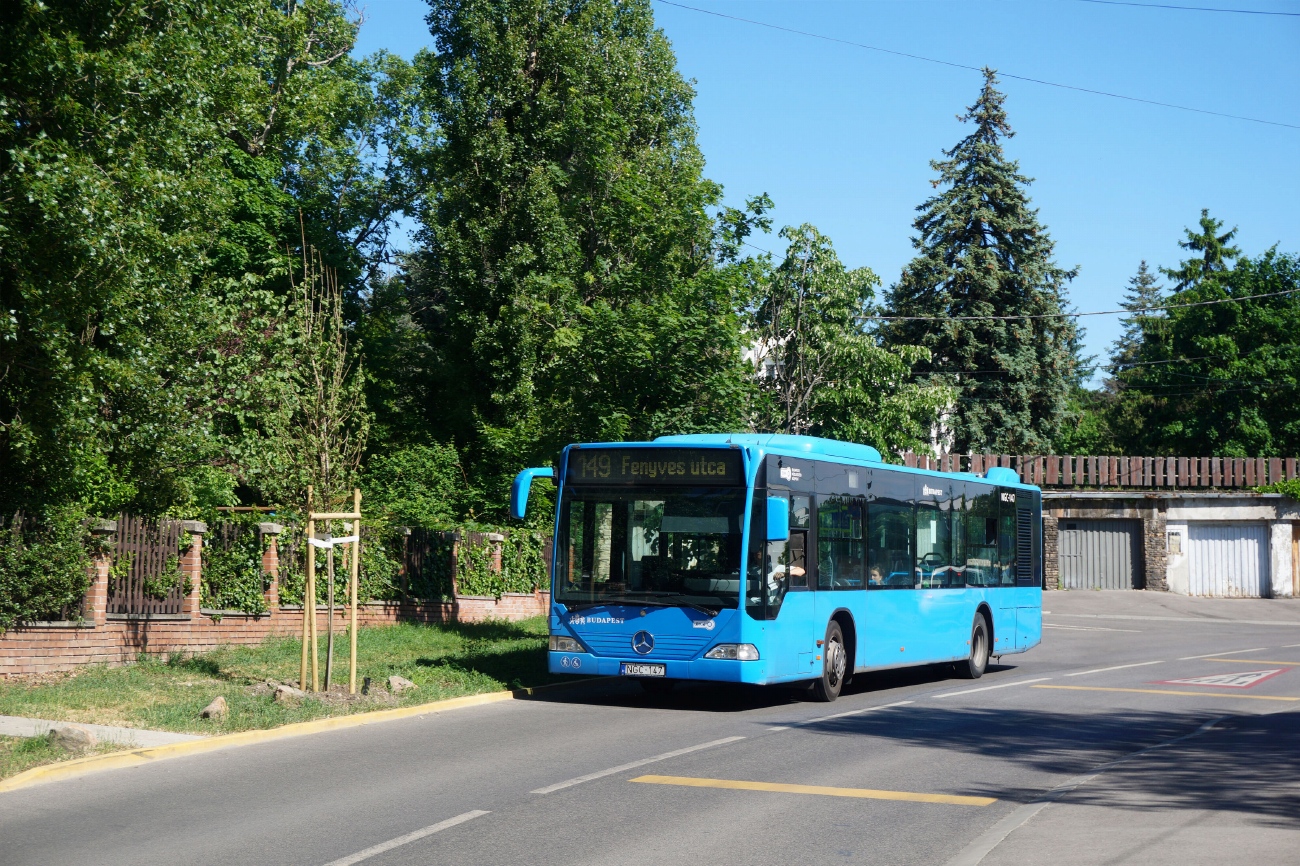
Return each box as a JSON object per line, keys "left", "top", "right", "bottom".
{"left": 548, "top": 651, "right": 768, "bottom": 683}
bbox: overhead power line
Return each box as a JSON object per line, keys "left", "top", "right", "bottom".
{"left": 655, "top": 0, "right": 1300, "bottom": 130}
{"left": 860, "top": 287, "right": 1300, "bottom": 321}
{"left": 1067, "top": 0, "right": 1300, "bottom": 16}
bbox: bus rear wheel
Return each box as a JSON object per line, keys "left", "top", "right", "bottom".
{"left": 811, "top": 621, "right": 847, "bottom": 702}
{"left": 959, "top": 615, "right": 990, "bottom": 680}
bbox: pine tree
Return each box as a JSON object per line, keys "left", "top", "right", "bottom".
{"left": 1161, "top": 209, "right": 1241, "bottom": 292}
{"left": 1109, "top": 261, "right": 1165, "bottom": 376}
{"left": 883, "top": 69, "right": 1079, "bottom": 454}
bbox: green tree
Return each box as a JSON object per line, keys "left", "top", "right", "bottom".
{"left": 883, "top": 69, "right": 1080, "bottom": 454}
{"left": 750, "top": 224, "right": 950, "bottom": 454}
{"left": 1161, "top": 209, "right": 1241, "bottom": 293}
{"left": 408, "top": 0, "right": 751, "bottom": 512}
{"left": 1110, "top": 243, "right": 1299, "bottom": 457}
{"left": 1110, "top": 261, "right": 1165, "bottom": 374}
{"left": 0, "top": 0, "right": 410, "bottom": 516}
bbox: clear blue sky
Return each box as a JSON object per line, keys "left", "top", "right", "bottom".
{"left": 354, "top": 0, "right": 1299, "bottom": 382}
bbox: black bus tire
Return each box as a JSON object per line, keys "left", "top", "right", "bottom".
{"left": 959, "top": 615, "right": 990, "bottom": 680}
{"left": 811, "top": 621, "right": 847, "bottom": 702}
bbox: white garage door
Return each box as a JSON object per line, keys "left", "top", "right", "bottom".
{"left": 1187, "top": 522, "right": 1268, "bottom": 598}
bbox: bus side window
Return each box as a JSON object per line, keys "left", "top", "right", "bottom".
{"left": 818, "top": 495, "right": 865, "bottom": 590}
{"left": 999, "top": 499, "right": 1017, "bottom": 586}
{"left": 915, "top": 503, "right": 951, "bottom": 588}
{"left": 965, "top": 489, "right": 998, "bottom": 587}
{"left": 868, "top": 502, "right": 914, "bottom": 589}
{"left": 788, "top": 495, "right": 811, "bottom": 589}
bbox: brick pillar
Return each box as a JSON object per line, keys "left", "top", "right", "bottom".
{"left": 180, "top": 520, "right": 207, "bottom": 617}
{"left": 83, "top": 519, "right": 117, "bottom": 625}
{"left": 487, "top": 532, "right": 505, "bottom": 573}
{"left": 1042, "top": 513, "right": 1060, "bottom": 590}
{"left": 260, "top": 522, "right": 283, "bottom": 612}
{"left": 1141, "top": 503, "right": 1168, "bottom": 592}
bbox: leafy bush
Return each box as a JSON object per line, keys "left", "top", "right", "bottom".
{"left": 1257, "top": 479, "right": 1300, "bottom": 499}
{"left": 363, "top": 444, "right": 465, "bottom": 527}
{"left": 0, "top": 507, "right": 93, "bottom": 632}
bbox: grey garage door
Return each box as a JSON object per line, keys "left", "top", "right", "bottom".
{"left": 1188, "top": 522, "right": 1268, "bottom": 598}
{"left": 1058, "top": 519, "right": 1142, "bottom": 589}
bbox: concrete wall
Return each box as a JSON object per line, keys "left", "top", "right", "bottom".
{"left": 1044, "top": 493, "right": 1298, "bottom": 598}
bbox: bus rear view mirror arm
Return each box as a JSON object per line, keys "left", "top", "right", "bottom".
{"left": 511, "top": 467, "right": 554, "bottom": 519}
{"left": 767, "top": 496, "right": 789, "bottom": 542}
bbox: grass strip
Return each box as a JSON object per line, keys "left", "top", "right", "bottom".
{"left": 0, "top": 617, "right": 557, "bottom": 754}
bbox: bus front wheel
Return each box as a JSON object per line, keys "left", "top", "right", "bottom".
{"left": 811, "top": 621, "right": 847, "bottom": 702}
{"left": 959, "top": 615, "right": 990, "bottom": 680}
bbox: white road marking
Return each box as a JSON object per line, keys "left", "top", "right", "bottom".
{"left": 1064, "top": 660, "right": 1164, "bottom": 677}
{"left": 1283, "top": 643, "right": 1300, "bottom": 649}
{"left": 1044, "top": 624, "right": 1141, "bottom": 633}
{"left": 530, "top": 737, "right": 745, "bottom": 794}
{"left": 933, "top": 678, "right": 1051, "bottom": 699}
{"left": 1048, "top": 613, "right": 1300, "bottom": 627}
{"left": 321, "top": 810, "right": 490, "bottom": 866}
{"left": 1178, "top": 647, "right": 1269, "bottom": 660}
{"left": 768, "top": 699, "right": 914, "bottom": 731}
{"left": 942, "top": 717, "right": 1226, "bottom": 866}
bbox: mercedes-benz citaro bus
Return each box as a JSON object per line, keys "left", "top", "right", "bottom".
{"left": 510, "top": 433, "right": 1043, "bottom": 701}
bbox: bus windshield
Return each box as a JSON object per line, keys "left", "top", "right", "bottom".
{"left": 556, "top": 486, "right": 746, "bottom": 613}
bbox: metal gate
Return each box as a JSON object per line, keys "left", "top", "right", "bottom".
{"left": 1188, "top": 522, "right": 1268, "bottom": 598}
{"left": 1058, "top": 519, "right": 1141, "bottom": 589}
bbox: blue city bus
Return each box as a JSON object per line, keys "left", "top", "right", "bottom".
{"left": 511, "top": 433, "right": 1043, "bottom": 701}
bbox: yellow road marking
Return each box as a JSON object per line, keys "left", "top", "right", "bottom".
{"left": 629, "top": 775, "right": 995, "bottom": 806}
{"left": 1034, "top": 685, "right": 1300, "bottom": 702}
{"left": 1202, "top": 659, "right": 1300, "bottom": 666}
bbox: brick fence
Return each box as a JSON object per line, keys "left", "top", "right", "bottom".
{"left": 0, "top": 523, "right": 550, "bottom": 678}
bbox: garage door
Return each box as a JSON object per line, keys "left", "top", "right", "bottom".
{"left": 1058, "top": 520, "right": 1141, "bottom": 590}
{"left": 1188, "top": 522, "right": 1268, "bottom": 598}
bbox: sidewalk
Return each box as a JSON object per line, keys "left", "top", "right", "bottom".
{"left": 0, "top": 716, "right": 203, "bottom": 748}
{"left": 1045, "top": 589, "right": 1300, "bottom": 624}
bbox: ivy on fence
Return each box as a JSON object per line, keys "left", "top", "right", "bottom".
{"left": 275, "top": 515, "right": 404, "bottom": 607}
{"left": 201, "top": 512, "right": 270, "bottom": 614}
{"left": 0, "top": 507, "right": 93, "bottom": 632}
{"left": 455, "top": 530, "right": 547, "bottom": 600}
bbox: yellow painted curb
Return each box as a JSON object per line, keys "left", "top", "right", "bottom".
{"left": 0, "top": 677, "right": 606, "bottom": 796}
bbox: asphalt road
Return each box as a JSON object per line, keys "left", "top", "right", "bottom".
{"left": 3, "top": 591, "right": 1299, "bottom": 866}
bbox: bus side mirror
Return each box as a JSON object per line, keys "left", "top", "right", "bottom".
{"left": 510, "top": 467, "right": 554, "bottom": 519}
{"left": 766, "top": 496, "right": 789, "bottom": 542}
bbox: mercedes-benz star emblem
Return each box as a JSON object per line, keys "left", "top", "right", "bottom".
{"left": 632, "top": 630, "right": 654, "bottom": 655}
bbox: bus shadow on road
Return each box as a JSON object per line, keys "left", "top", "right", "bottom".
{"left": 799, "top": 705, "right": 1300, "bottom": 827}
{"left": 521, "top": 661, "right": 1001, "bottom": 712}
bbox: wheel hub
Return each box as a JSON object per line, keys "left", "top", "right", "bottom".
{"left": 826, "top": 639, "right": 846, "bottom": 686}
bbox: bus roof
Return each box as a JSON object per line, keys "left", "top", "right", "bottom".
{"left": 645, "top": 433, "right": 1035, "bottom": 491}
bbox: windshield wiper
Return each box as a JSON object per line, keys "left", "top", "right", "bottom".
{"left": 561, "top": 594, "right": 721, "bottom": 617}
{"left": 620, "top": 593, "right": 722, "bottom": 617}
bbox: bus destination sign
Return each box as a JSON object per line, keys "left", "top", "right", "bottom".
{"left": 566, "top": 448, "right": 743, "bottom": 486}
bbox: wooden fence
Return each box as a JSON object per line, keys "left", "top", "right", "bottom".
{"left": 108, "top": 514, "right": 186, "bottom": 616}
{"left": 900, "top": 453, "right": 1300, "bottom": 490}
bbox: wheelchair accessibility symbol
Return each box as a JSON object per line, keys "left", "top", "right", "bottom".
{"left": 560, "top": 656, "right": 582, "bottom": 669}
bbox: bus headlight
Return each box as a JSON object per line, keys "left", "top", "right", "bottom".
{"left": 704, "top": 643, "right": 760, "bottom": 661}
{"left": 549, "top": 635, "right": 583, "bottom": 653}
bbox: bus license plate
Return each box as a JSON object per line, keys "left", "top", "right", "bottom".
{"left": 620, "top": 662, "right": 666, "bottom": 678}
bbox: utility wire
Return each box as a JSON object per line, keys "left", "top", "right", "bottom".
{"left": 1066, "top": 0, "right": 1300, "bottom": 16}
{"left": 860, "top": 287, "right": 1300, "bottom": 320}
{"left": 654, "top": 0, "right": 1300, "bottom": 130}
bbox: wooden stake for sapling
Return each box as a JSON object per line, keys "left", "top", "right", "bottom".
{"left": 325, "top": 527, "right": 336, "bottom": 690}
{"left": 300, "top": 486, "right": 313, "bottom": 691}
{"left": 349, "top": 488, "right": 361, "bottom": 695}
